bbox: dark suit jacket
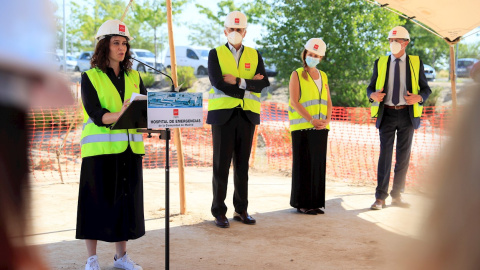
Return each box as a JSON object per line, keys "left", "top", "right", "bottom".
{"left": 367, "top": 55, "right": 431, "bottom": 129}
{"left": 206, "top": 43, "right": 270, "bottom": 125}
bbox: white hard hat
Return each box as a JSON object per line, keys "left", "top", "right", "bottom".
{"left": 95, "top": 19, "right": 134, "bottom": 41}
{"left": 388, "top": 26, "right": 410, "bottom": 40}
{"left": 304, "top": 38, "right": 326, "bottom": 56}
{"left": 224, "top": 11, "right": 247, "bottom": 28}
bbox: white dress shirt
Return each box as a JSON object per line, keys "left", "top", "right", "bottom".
{"left": 227, "top": 43, "right": 247, "bottom": 90}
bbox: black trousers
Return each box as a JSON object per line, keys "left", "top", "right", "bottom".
{"left": 290, "top": 129, "right": 329, "bottom": 209}
{"left": 211, "top": 109, "right": 256, "bottom": 217}
{"left": 376, "top": 107, "right": 414, "bottom": 200}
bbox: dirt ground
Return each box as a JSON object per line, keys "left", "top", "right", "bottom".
{"left": 26, "top": 167, "right": 432, "bottom": 270}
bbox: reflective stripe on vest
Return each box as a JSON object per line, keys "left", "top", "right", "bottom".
{"left": 82, "top": 118, "right": 94, "bottom": 130}
{"left": 208, "top": 45, "right": 261, "bottom": 114}
{"left": 81, "top": 68, "right": 145, "bottom": 158}
{"left": 371, "top": 55, "right": 423, "bottom": 118}
{"left": 81, "top": 133, "right": 128, "bottom": 145}
{"left": 288, "top": 67, "right": 330, "bottom": 131}
{"left": 288, "top": 99, "right": 328, "bottom": 114}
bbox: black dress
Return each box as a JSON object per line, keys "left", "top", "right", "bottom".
{"left": 76, "top": 68, "right": 146, "bottom": 242}
{"left": 290, "top": 129, "right": 329, "bottom": 209}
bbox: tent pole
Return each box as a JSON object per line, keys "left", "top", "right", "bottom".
{"left": 449, "top": 44, "right": 457, "bottom": 111}
{"left": 166, "top": 0, "right": 187, "bottom": 215}
{"left": 120, "top": 0, "right": 133, "bottom": 22}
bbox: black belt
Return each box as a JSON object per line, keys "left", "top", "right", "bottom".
{"left": 384, "top": 105, "right": 407, "bottom": 110}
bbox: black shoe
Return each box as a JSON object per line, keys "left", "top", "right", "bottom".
{"left": 297, "top": 208, "right": 317, "bottom": 215}
{"left": 314, "top": 208, "right": 325, "bottom": 214}
{"left": 214, "top": 215, "right": 229, "bottom": 228}
{"left": 233, "top": 211, "right": 256, "bottom": 224}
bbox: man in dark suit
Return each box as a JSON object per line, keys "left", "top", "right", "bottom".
{"left": 367, "top": 26, "right": 431, "bottom": 210}
{"left": 207, "top": 11, "right": 270, "bottom": 228}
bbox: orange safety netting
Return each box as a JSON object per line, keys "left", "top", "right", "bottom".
{"left": 28, "top": 98, "right": 452, "bottom": 186}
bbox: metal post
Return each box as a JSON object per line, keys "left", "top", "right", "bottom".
{"left": 63, "top": 0, "right": 67, "bottom": 73}
{"left": 138, "top": 128, "right": 171, "bottom": 269}
{"left": 164, "top": 128, "right": 170, "bottom": 270}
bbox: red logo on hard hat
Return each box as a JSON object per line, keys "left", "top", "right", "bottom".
{"left": 119, "top": 25, "right": 125, "bottom": 32}
{"left": 235, "top": 18, "right": 240, "bottom": 24}
{"left": 173, "top": 109, "right": 179, "bottom": 117}
{"left": 245, "top": 63, "right": 250, "bottom": 69}
{"left": 313, "top": 44, "right": 319, "bottom": 50}
{"left": 393, "top": 30, "right": 397, "bottom": 35}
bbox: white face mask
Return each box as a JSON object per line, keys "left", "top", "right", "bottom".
{"left": 390, "top": 41, "right": 402, "bottom": 55}
{"left": 227, "top": 31, "right": 243, "bottom": 45}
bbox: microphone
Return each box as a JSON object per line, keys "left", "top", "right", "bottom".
{"left": 131, "top": 58, "right": 176, "bottom": 92}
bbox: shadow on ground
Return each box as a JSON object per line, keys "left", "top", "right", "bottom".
{"left": 36, "top": 196, "right": 414, "bottom": 270}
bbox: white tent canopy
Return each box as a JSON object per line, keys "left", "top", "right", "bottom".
{"left": 369, "top": 0, "right": 480, "bottom": 109}
{"left": 375, "top": 0, "right": 480, "bottom": 42}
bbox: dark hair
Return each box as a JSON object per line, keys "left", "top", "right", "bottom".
{"left": 90, "top": 35, "right": 132, "bottom": 73}
{"left": 300, "top": 49, "right": 309, "bottom": 81}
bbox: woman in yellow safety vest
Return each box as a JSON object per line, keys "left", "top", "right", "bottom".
{"left": 76, "top": 19, "right": 145, "bottom": 270}
{"left": 288, "top": 38, "right": 332, "bottom": 215}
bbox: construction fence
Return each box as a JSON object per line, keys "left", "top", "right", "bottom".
{"left": 28, "top": 96, "right": 452, "bottom": 186}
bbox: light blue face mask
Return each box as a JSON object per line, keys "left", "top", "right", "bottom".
{"left": 305, "top": 56, "right": 320, "bottom": 67}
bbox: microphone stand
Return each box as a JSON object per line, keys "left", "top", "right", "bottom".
{"left": 132, "top": 57, "right": 173, "bottom": 269}
{"left": 131, "top": 57, "right": 176, "bottom": 92}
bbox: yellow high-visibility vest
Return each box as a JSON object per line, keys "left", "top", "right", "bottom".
{"left": 81, "top": 68, "right": 145, "bottom": 158}
{"left": 288, "top": 67, "right": 330, "bottom": 132}
{"left": 208, "top": 45, "right": 260, "bottom": 114}
{"left": 371, "top": 55, "right": 423, "bottom": 118}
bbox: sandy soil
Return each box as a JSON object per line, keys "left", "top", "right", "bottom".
{"left": 27, "top": 167, "right": 431, "bottom": 270}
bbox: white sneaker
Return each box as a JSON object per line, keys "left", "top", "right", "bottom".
{"left": 85, "top": 255, "right": 100, "bottom": 270}
{"left": 113, "top": 253, "right": 143, "bottom": 270}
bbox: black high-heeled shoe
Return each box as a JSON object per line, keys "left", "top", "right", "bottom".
{"left": 297, "top": 208, "right": 317, "bottom": 215}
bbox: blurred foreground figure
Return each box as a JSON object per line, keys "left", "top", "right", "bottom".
{"left": 0, "top": 1, "right": 73, "bottom": 269}
{"left": 407, "top": 84, "right": 480, "bottom": 270}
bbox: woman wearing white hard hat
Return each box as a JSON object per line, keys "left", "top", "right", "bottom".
{"left": 76, "top": 19, "right": 146, "bottom": 270}
{"left": 288, "top": 38, "right": 332, "bottom": 215}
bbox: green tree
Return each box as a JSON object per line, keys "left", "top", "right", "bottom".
{"left": 188, "top": 1, "right": 237, "bottom": 48}
{"left": 132, "top": 0, "right": 188, "bottom": 64}
{"left": 187, "top": 0, "right": 268, "bottom": 48}
{"left": 457, "top": 42, "right": 480, "bottom": 59}
{"left": 255, "top": 0, "right": 403, "bottom": 107}
{"left": 67, "top": 0, "right": 136, "bottom": 52}
{"left": 404, "top": 20, "right": 450, "bottom": 70}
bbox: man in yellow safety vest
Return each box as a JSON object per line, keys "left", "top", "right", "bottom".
{"left": 367, "top": 26, "right": 431, "bottom": 210}
{"left": 207, "top": 11, "right": 270, "bottom": 228}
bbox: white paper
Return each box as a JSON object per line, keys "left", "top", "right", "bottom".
{"left": 130, "top": 92, "right": 147, "bottom": 101}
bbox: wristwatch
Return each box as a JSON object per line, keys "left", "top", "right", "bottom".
{"left": 236, "top": 77, "right": 240, "bottom": 86}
